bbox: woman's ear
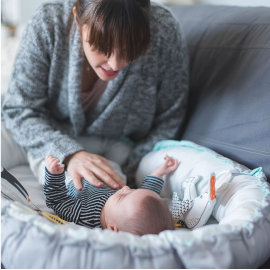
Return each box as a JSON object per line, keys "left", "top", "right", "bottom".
{"left": 73, "top": 7, "right": 79, "bottom": 27}
{"left": 73, "top": 7, "right": 77, "bottom": 20}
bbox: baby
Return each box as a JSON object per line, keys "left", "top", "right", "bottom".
{"left": 44, "top": 154, "right": 179, "bottom": 236}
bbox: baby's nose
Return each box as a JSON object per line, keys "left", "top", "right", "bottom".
{"left": 121, "top": 186, "right": 130, "bottom": 193}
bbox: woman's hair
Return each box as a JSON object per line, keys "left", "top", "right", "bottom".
{"left": 121, "top": 195, "right": 175, "bottom": 236}
{"left": 74, "top": 0, "right": 151, "bottom": 62}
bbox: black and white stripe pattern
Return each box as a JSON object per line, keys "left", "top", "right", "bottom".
{"left": 141, "top": 175, "right": 164, "bottom": 195}
{"left": 44, "top": 168, "right": 164, "bottom": 229}
{"left": 44, "top": 168, "right": 114, "bottom": 228}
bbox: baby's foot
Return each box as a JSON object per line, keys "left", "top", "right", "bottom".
{"left": 45, "top": 155, "right": 65, "bottom": 175}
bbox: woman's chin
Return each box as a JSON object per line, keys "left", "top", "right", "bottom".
{"left": 98, "top": 73, "right": 118, "bottom": 81}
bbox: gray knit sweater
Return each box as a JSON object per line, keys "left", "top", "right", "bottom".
{"left": 2, "top": 1, "right": 189, "bottom": 186}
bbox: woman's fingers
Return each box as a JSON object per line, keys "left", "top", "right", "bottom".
{"left": 70, "top": 172, "right": 83, "bottom": 191}
{"left": 80, "top": 168, "right": 104, "bottom": 188}
{"left": 88, "top": 164, "right": 120, "bottom": 189}
{"left": 96, "top": 159, "right": 125, "bottom": 188}
{"left": 65, "top": 151, "right": 125, "bottom": 190}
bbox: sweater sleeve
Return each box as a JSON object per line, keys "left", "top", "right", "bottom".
{"left": 44, "top": 168, "right": 83, "bottom": 223}
{"left": 141, "top": 175, "right": 164, "bottom": 195}
{"left": 122, "top": 19, "right": 189, "bottom": 187}
{"left": 1, "top": 6, "right": 84, "bottom": 162}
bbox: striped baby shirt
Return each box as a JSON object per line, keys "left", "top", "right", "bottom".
{"left": 44, "top": 168, "right": 164, "bottom": 229}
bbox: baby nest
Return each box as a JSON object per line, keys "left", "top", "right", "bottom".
{"left": 1, "top": 141, "right": 270, "bottom": 268}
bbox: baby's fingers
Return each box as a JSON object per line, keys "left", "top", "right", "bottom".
{"left": 46, "top": 155, "right": 57, "bottom": 167}
{"left": 164, "top": 155, "right": 176, "bottom": 163}
{"left": 162, "top": 159, "right": 170, "bottom": 167}
{"left": 171, "top": 160, "right": 179, "bottom": 170}
{"left": 51, "top": 158, "right": 60, "bottom": 167}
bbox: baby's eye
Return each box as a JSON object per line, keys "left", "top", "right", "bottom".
{"left": 118, "top": 194, "right": 124, "bottom": 202}
{"left": 118, "top": 193, "right": 127, "bottom": 203}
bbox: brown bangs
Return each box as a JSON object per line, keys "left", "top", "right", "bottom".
{"left": 76, "top": 0, "right": 150, "bottom": 63}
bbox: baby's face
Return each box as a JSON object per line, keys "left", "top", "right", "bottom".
{"left": 103, "top": 186, "right": 160, "bottom": 229}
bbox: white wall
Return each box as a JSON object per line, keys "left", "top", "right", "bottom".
{"left": 197, "top": 0, "right": 270, "bottom": 7}
{"left": 2, "top": 0, "right": 66, "bottom": 25}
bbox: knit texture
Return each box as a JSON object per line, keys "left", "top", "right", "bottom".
{"left": 2, "top": 1, "right": 189, "bottom": 187}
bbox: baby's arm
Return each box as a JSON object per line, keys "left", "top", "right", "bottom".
{"left": 141, "top": 175, "right": 164, "bottom": 195}
{"left": 141, "top": 155, "right": 178, "bottom": 195}
{"left": 44, "top": 155, "right": 83, "bottom": 223}
{"left": 150, "top": 155, "right": 178, "bottom": 178}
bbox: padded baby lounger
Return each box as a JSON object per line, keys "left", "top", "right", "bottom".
{"left": 2, "top": 140, "right": 270, "bottom": 268}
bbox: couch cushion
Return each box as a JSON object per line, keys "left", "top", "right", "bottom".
{"left": 169, "top": 5, "right": 270, "bottom": 180}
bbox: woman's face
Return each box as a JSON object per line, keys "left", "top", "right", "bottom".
{"left": 81, "top": 27, "right": 129, "bottom": 81}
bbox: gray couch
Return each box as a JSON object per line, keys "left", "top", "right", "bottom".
{"left": 170, "top": 4, "right": 270, "bottom": 268}
{"left": 171, "top": 4, "right": 270, "bottom": 181}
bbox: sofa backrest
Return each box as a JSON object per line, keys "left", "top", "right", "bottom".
{"left": 169, "top": 4, "right": 270, "bottom": 180}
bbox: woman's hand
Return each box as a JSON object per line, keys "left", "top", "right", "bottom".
{"left": 64, "top": 151, "right": 125, "bottom": 190}
{"left": 150, "top": 155, "right": 179, "bottom": 178}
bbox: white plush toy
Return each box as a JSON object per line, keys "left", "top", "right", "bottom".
{"left": 171, "top": 171, "right": 234, "bottom": 230}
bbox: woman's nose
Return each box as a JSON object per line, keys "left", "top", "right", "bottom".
{"left": 107, "top": 54, "right": 127, "bottom": 71}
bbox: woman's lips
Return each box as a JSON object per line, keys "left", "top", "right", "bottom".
{"left": 100, "top": 66, "right": 119, "bottom": 77}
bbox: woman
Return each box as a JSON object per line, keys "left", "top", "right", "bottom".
{"left": 2, "top": 0, "right": 189, "bottom": 190}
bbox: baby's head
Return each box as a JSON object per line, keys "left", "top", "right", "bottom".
{"left": 101, "top": 186, "right": 174, "bottom": 236}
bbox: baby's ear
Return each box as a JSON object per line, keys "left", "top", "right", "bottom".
{"left": 107, "top": 224, "right": 119, "bottom": 232}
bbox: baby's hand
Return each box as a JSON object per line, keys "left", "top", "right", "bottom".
{"left": 151, "top": 155, "right": 178, "bottom": 178}
{"left": 46, "top": 155, "right": 65, "bottom": 175}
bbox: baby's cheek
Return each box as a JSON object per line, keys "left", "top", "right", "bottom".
{"left": 106, "top": 195, "right": 119, "bottom": 214}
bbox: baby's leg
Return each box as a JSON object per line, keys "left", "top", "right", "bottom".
{"left": 27, "top": 153, "right": 46, "bottom": 185}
